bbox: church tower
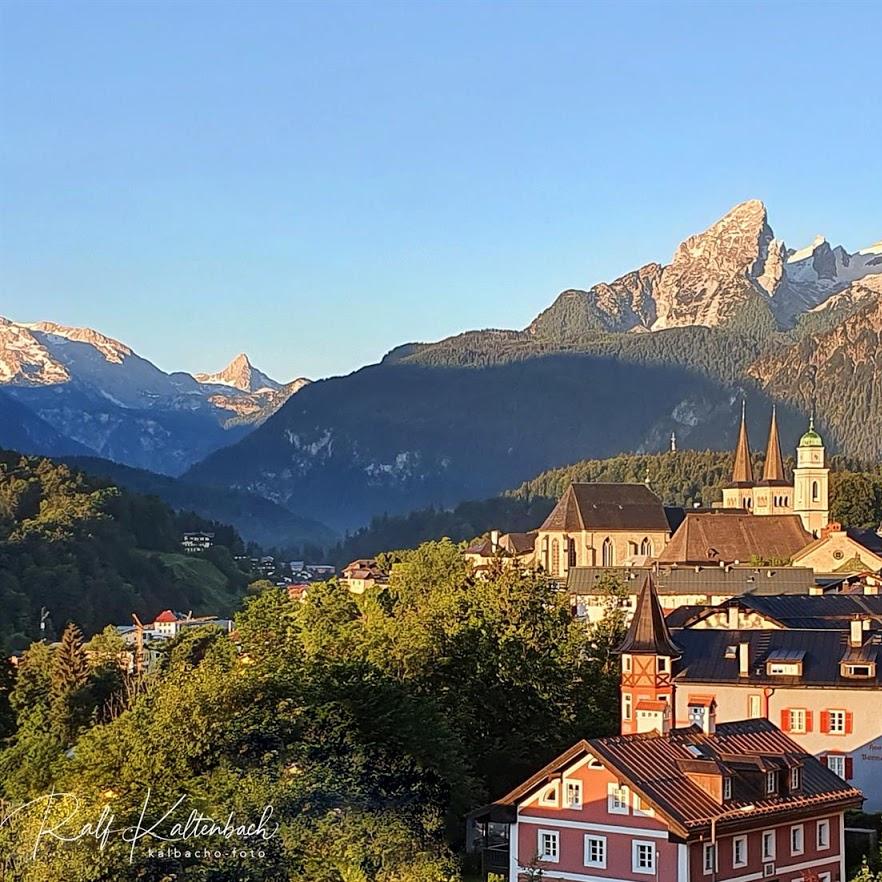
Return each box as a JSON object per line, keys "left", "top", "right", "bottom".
{"left": 753, "top": 406, "right": 791, "bottom": 514}
{"left": 722, "top": 401, "right": 756, "bottom": 510}
{"left": 793, "top": 417, "right": 830, "bottom": 536}
{"left": 617, "top": 576, "right": 681, "bottom": 735}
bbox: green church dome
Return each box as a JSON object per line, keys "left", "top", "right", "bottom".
{"left": 799, "top": 417, "right": 824, "bottom": 447}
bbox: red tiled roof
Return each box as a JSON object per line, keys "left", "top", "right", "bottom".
{"left": 154, "top": 610, "right": 178, "bottom": 623}
{"left": 497, "top": 718, "right": 861, "bottom": 839}
{"left": 658, "top": 512, "right": 812, "bottom": 565}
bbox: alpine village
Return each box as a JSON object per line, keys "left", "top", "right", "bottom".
{"left": 2, "top": 198, "right": 882, "bottom": 882}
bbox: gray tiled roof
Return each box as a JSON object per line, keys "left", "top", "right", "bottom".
{"left": 567, "top": 565, "right": 817, "bottom": 596}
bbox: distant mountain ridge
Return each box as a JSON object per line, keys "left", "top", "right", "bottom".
{"left": 187, "top": 200, "right": 881, "bottom": 530}
{"left": 0, "top": 316, "right": 309, "bottom": 474}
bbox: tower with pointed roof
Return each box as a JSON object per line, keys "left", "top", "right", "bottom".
{"left": 721, "top": 401, "right": 757, "bottom": 511}
{"left": 617, "top": 576, "right": 681, "bottom": 735}
{"left": 793, "top": 416, "right": 830, "bottom": 536}
{"left": 752, "top": 406, "right": 793, "bottom": 515}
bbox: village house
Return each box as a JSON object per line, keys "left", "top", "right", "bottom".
{"left": 617, "top": 579, "right": 882, "bottom": 812}
{"left": 568, "top": 565, "right": 821, "bottom": 625}
{"left": 464, "top": 530, "right": 538, "bottom": 573}
{"left": 474, "top": 719, "right": 858, "bottom": 882}
{"left": 340, "top": 559, "right": 388, "bottom": 593}
{"left": 180, "top": 531, "right": 214, "bottom": 553}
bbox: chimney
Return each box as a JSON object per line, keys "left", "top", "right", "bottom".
{"left": 490, "top": 529, "right": 500, "bottom": 551}
{"left": 850, "top": 618, "right": 864, "bottom": 649}
{"left": 727, "top": 604, "right": 739, "bottom": 630}
{"left": 738, "top": 642, "right": 750, "bottom": 677}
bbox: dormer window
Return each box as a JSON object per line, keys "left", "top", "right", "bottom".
{"left": 790, "top": 766, "right": 802, "bottom": 791}
{"left": 766, "top": 771, "right": 777, "bottom": 795}
{"left": 766, "top": 650, "right": 805, "bottom": 678}
{"left": 841, "top": 662, "right": 875, "bottom": 679}
{"left": 723, "top": 777, "right": 732, "bottom": 800}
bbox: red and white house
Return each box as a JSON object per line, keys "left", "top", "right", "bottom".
{"left": 497, "top": 720, "right": 860, "bottom": 882}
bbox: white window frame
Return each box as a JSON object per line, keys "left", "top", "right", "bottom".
{"left": 633, "top": 792, "right": 654, "bottom": 817}
{"left": 827, "top": 754, "right": 846, "bottom": 779}
{"left": 607, "top": 782, "right": 629, "bottom": 815}
{"left": 703, "top": 842, "right": 716, "bottom": 875}
{"left": 762, "top": 829, "right": 776, "bottom": 860}
{"left": 538, "top": 781, "right": 559, "bottom": 807}
{"left": 748, "top": 694, "right": 762, "bottom": 718}
{"left": 723, "top": 777, "right": 732, "bottom": 800}
{"left": 564, "top": 778, "right": 582, "bottom": 810}
{"left": 818, "top": 873, "right": 832, "bottom": 882}
{"left": 789, "top": 708, "right": 807, "bottom": 733}
{"left": 657, "top": 656, "right": 670, "bottom": 673}
{"left": 766, "top": 771, "right": 777, "bottom": 794}
{"left": 584, "top": 834, "right": 607, "bottom": 869}
{"left": 537, "top": 828, "right": 560, "bottom": 863}
{"left": 790, "top": 824, "right": 804, "bottom": 856}
{"left": 817, "top": 818, "right": 831, "bottom": 850}
{"left": 733, "top": 834, "right": 748, "bottom": 868}
{"left": 790, "top": 766, "right": 801, "bottom": 790}
{"left": 828, "top": 709, "right": 846, "bottom": 734}
{"left": 632, "top": 839, "right": 656, "bottom": 875}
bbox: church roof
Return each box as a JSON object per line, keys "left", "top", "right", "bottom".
{"left": 539, "top": 483, "right": 672, "bottom": 533}
{"left": 730, "top": 403, "right": 754, "bottom": 485}
{"left": 657, "top": 512, "right": 813, "bottom": 566}
{"left": 617, "top": 576, "right": 682, "bottom": 657}
{"left": 798, "top": 416, "right": 824, "bottom": 449}
{"left": 761, "top": 406, "right": 787, "bottom": 484}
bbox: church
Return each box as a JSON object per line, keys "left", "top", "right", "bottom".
{"left": 720, "top": 405, "right": 830, "bottom": 536}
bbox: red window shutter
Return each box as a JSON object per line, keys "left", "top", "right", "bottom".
{"left": 805, "top": 711, "right": 813, "bottom": 732}
{"left": 780, "top": 709, "right": 791, "bottom": 732}
{"left": 846, "top": 712, "right": 854, "bottom": 734}
{"left": 820, "top": 710, "right": 830, "bottom": 733}
{"left": 845, "top": 757, "right": 854, "bottom": 780}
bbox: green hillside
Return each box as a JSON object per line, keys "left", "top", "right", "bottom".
{"left": 0, "top": 450, "right": 253, "bottom": 653}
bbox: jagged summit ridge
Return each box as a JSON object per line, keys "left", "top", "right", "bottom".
{"left": 196, "top": 352, "right": 282, "bottom": 393}
{"left": 527, "top": 199, "right": 880, "bottom": 337}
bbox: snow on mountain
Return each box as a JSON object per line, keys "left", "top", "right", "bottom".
{"left": 0, "top": 316, "right": 310, "bottom": 473}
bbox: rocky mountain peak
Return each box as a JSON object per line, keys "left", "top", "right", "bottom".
{"left": 196, "top": 353, "right": 281, "bottom": 393}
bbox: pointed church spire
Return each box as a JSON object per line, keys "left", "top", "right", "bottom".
{"left": 617, "top": 576, "right": 681, "bottom": 658}
{"left": 732, "top": 400, "right": 754, "bottom": 484}
{"left": 762, "top": 405, "right": 785, "bottom": 482}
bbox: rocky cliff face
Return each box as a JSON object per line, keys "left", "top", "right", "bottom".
{"left": 528, "top": 200, "right": 881, "bottom": 335}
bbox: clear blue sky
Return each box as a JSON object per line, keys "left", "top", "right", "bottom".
{"left": 1, "top": 0, "right": 880, "bottom": 381}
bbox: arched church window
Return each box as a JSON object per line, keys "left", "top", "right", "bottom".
{"left": 812, "top": 481, "right": 820, "bottom": 502}
{"left": 551, "top": 539, "right": 560, "bottom": 575}
{"left": 568, "top": 538, "right": 577, "bottom": 568}
{"left": 641, "top": 537, "right": 653, "bottom": 557}
{"left": 602, "top": 537, "right": 614, "bottom": 567}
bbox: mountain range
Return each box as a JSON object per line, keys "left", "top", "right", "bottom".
{"left": 4, "top": 200, "right": 880, "bottom": 534}
{"left": 0, "top": 317, "right": 309, "bottom": 474}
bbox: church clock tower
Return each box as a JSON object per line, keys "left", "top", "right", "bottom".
{"left": 617, "top": 576, "right": 681, "bottom": 735}
{"left": 793, "top": 417, "right": 830, "bottom": 536}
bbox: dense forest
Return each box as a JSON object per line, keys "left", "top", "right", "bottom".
{"left": 0, "top": 450, "right": 253, "bottom": 653}
{"left": 0, "top": 541, "right": 626, "bottom": 881}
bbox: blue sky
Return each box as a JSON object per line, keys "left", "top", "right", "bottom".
{"left": 1, "top": 0, "right": 880, "bottom": 381}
